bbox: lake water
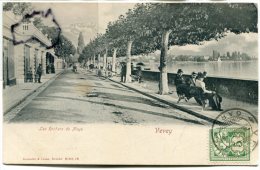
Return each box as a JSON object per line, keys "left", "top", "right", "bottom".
{"left": 149, "top": 61, "right": 258, "bottom": 80}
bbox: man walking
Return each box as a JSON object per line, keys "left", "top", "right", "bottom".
{"left": 36, "top": 64, "right": 43, "bottom": 83}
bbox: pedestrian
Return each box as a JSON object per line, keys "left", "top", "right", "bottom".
{"left": 120, "top": 63, "right": 123, "bottom": 82}
{"left": 185, "top": 72, "right": 204, "bottom": 105}
{"left": 202, "top": 71, "right": 207, "bottom": 83}
{"left": 73, "top": 64, "right": 77, "bottom": 72}
{"left": 158, "top": 65, "right": 161, "bottom": 93}
{"left": 51, "top": 63, "right": 55, "bottom": 73}
{"left": 97, "top": 66, "right": 102, "bottom": 77}
{"left": 203, "top": 71, "right": 207, "bottom": 79}
{"left": 36, "top": 64, "right": 42, "bottom": 83}
{"left": 195, "top": 72, "right": 223, "bottom": 111}
{"left": 120, "top": 63, "right": 126, "bottom": 83}
{"left": 27, "top": 67, "right": 33, "bottom": 82}
{"left": 186, "top": 71, "right": 197, "bottom": 87}
{"left": 131, "top": 63, "right": 134, "bottom": 75}
{"left": 137, "top": 66, "right": 142, "bottom": 83}
{"left": 174, "top": 69, "right": 185, "bottom": 87}
{"left": 46, "top": 64, "right": 50, "bottom": 74}
{"left": 107, "top": 62, "right": 112, "bottom": 77}
{"left": 108, "top": 62, "right": 112, "bottom": 71}
{"left": 123, "top": 64, "right": 127, "bottom": 83}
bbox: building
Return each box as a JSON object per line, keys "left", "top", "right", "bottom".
{"left": 212, "top": 50, "right": 220, "bottom": 61}
{"left": 203, "top": 55, "right": 210, "bottom": 60}
{"left": 2, "top": 11, "right": 57, "bottom": 88}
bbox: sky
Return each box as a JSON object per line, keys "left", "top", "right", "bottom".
{"left": 169, "top": 32, "right": 258, "bottom": 57}
{"left": 33, "top": 2, "right": 257, "bottom": 57}
{"left": 33, "top": 3, "right": 135, "bottom": 46}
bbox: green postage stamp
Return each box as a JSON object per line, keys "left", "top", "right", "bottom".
{"left": 210, "top": 108, "right": 258, "bottom": 161}
{"left": 210, "top": 127, "right": 250, "bottom": 161}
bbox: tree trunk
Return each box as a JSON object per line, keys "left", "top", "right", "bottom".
{"left": 84, "top": 59, "right": 87, "bottom": 68}
{"left": 125, "top": 40, "right": 133, "bottom": 83}
{"left": 159, "top": 30, "right": 171, "bottom": 95}
{"left": 98, "top": 54, "right": 101, "bottom": 69}
{"left": 93, "top": 54, "right": 95, "bottom": 66}
{"left": 90, "top": 56, "right": 93, "bottom": 64}
{"left": 86, "top": 59, "right": 89, "bottom": 68}
{"left": 112, "top": 48, "right": 117, "bottom": 76}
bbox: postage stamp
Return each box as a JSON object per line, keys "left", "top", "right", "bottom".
{"left": 210, "top": 127, "right": 250, "bottom": 161}
{"left": 2, "top": 1, "right": 258, "bottom": 165}
{"left": 210, "top": 108, "right": 258, "bottom": 161}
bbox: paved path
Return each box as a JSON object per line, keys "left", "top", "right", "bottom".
{"left": 5, "top": 69, "right": 207, "bottom": 125}
{"left": 3, "top": 69, "right": 64, "bottom": 114}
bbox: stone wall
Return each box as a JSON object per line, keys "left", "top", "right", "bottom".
{"left": 141, "top": 70, "right": 258, "bottom": 104}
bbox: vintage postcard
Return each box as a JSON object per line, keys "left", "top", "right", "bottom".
{"left": 1, "top": 0, "right": 258, "bottom": 165}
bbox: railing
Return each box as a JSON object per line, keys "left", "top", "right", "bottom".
{"left": 141, "top": 70, "right": 258, "bottom": 104}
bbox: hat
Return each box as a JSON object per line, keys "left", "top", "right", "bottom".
{"left": 203, "top": 71, "right": 207, "bottom": 76}
{"left": 197, "top": 72, "right": 204, "bottom": 79}
{"left": 191, "top": 72, "right": 197, "bottom": 76}
{"left": 177, "top": 69, "right": 183, "bottom": 73}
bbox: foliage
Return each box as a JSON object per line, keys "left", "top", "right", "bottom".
{"left": 140, "top": 3, "right": 257, "bottom": 50}
{"left": 81, "top": 3, "right": 257, "bottom": 62}
{"left": 3, "top": 2, "right": 33, "bottom": 16}
{"left": 33, "top": 17, "right": 45, "bottom": 29}
{"left": 33, "top": 15, "right": 76, "bottom": 60}
{"left": 53, "top": 34, "right": 76, "bottom": 59}
{"left": 3, "top": 2, "right": 14, "bottom": 11}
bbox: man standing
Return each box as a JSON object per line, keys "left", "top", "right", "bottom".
{"left": 46, "top": 64, "right": 50, "bottom": 74}
{"left": 51, "top": 63, "right": 55, "bottom": 73}
{"left": 137, "top": 66, "right": 142, "bottom": 83}
{"left": 36, "top": 64, "right": 42, "bottom": 83}
{"left": 120, "top": 63, "right": 126, "bottom": 83}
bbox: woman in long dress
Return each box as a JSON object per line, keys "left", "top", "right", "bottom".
{"left": 195, "top": 72, "right": 223, "bottom": 111}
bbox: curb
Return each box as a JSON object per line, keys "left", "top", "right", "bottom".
{"left": 3, "top": 70, "right": 65, "bottom": 115}
{"left": 109, "top": 78, "right": 223, "bottom": 125}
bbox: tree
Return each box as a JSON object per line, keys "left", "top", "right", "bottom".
{"left": 79, "top": 34, "right": 104, "bottom": 68}
{"left": 83, "top": 3, "right": 257, "bottom": 95}
{"left": 32, "top": 15, "right": 76, "bottom": 61}
{"left": 53, "top": 34, "right": 76, "bottom": 62}
{"left": 3, "top": 2, "right": 15, "bottom": 11}
{"left": 105, "top": 20, "right": 127, "bottom": 74}
{"left": 33, "top": 17, "right": 45, "bottom": 29}
{"left": 3, "top": 2, "right": 33, "bottom": 16}
{"left": 139, "top": 3, "right": 257, "bottom": 94}
{"left": 83, "top": 4, "right": 157, "bottom": 78}
{"left": 107, "top": 6, "right": 147, "bottom": 82}
{"left": 77, "top": 32, "right": 85, "bottom": 54}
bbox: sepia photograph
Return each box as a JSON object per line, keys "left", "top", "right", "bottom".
{"left": 1, "top": 0, "right": 258, "bottom": 166}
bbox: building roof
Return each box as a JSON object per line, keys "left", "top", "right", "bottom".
{"left": 3, "top": 11, "right": 52, "bottom": 47}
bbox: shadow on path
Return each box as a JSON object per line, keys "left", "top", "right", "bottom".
{"left": 33, "top": 95, "right": 204, "bottom": 125}
{"left": 93, "top": 91, "right": 169, "bottom": 108}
